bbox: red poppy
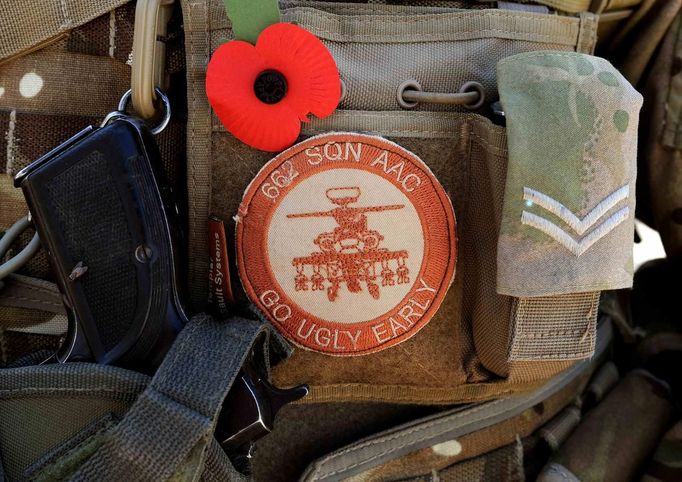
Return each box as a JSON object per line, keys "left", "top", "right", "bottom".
{"left": 206, "top": 23, "right": 341, "bottom": 152}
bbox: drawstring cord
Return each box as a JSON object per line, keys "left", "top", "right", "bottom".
{"left": 397, "top": 79, "right": 486, "bottom": 110}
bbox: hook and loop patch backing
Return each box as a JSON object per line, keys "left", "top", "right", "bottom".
{"left": 237, "top": 133, "right": 457, "bottom": 355}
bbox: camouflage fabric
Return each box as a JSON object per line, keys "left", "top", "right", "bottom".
{"left": 403, "top": 440, "right": 525, "bottom": 482}
{"left": 497, "top": 51, "right": 642, "bottom": 298}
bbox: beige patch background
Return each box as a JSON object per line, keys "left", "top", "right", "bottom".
{"left": 267, "top": 168, "right": 425, "bottom": 324}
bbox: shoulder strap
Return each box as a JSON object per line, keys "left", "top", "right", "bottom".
{"left": 69, "top": 314, "right": 273, "bottom": 482}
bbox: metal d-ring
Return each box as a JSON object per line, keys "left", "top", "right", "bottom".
{"left": 0, "top": 215, "right": 41, "bottom": 282}
{"left": 117, "top": 87, "right": 172, "bottom": 135}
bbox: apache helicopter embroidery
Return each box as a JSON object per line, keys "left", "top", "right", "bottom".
{"left": 287, "top": 187, "right": 410, "bottom": 302}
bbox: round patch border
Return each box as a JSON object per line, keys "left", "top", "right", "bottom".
{"left": 236, "top": 132, "right": 457, "bottom": 356}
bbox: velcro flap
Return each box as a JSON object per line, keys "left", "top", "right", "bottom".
{"left": 496, "top": 51, "right": 642, "bottom": 297}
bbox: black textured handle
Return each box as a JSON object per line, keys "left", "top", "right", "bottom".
{"left": 16, "top": 118, "right": 187, "bottom": 369}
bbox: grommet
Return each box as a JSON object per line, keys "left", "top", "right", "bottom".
{"left": 397, "top": 79, "right": 422, "bottom": 109}
{"left": 459, "top": 81, "right": 486, "bottom": 110}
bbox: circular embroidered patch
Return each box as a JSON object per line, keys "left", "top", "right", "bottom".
{"left": 237, "top": 133, "right": 457, "bottom": 355}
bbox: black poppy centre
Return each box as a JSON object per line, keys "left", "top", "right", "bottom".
{"left": 254, "top": 70, "right": 288, "bottom": 104}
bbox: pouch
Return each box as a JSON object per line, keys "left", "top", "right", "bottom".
{"left": 497, "top": 51, "right": 642, "bottom": 297}
{"left": 182, "top": 0, "right": 602, "bottom": 404}
{"left": 478, "top": 52, "right": 642, "bottom": 375}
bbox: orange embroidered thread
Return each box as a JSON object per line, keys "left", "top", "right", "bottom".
{"left": 288, "top": 187, "right": 409, "bottom": 302}
{"left": 236, "top": 133, "right": 458, "bottom": 356}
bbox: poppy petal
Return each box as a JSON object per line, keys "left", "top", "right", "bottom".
{"left": 228, "top": 102, "right": 302, "bottom": 152}
{"left": 257, "top": 23, "right": 340, "bottom": 120}
{"left": 207, "top": 41, "right": 300, "bottom": 151}
{"left": 206, "top": 23, "right": 340, "bottom": 151}
{"left": 206, "top": 40, "right": 267, "bottom": 112}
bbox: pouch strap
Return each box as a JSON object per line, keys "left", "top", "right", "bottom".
{"left": 69, "top": 314, "right": 272, "bottom": 482}
{"left": 0, "top": 0, "right": 131, "bottom": 64}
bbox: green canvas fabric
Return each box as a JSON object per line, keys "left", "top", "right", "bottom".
{"left": 69, "top": 315, "right": 273, "bottom": 482}
{"left": 496, "top": 51, "right": 642, "bottom": 297}
{"left": 0, "top": 314, "right": 281, "bottom": 482}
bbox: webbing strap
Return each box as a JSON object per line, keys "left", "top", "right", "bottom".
{"left": 495, "top": 0, "right": 640, "bottom": 14}
{"left": 0, "top": 0, "right": 131, "bottom": 63}
{"left": 69, "top": 315, "right": 270, "bottom": 482}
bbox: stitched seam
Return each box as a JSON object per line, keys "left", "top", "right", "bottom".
{"left": 511, "top": 352, "right": 593, "bottom": 360}
{"left": 497, "top": 277, "right": 630, "bottom": 293}
{"left": 303, "top": 28, "right": 577, "bottom": 44}
{"left": 469, "top": 132, "right": 507, "bottom": 154}
{"left": 58, "top": 0, "right": 71, "bottom": 28}
{"left": 5, "top": 109, "right": 17, "bottom": 175}
{"left": 315, "top": 399, "right": 505, "bottom": 463}
{"left": 108, "top": 10, "right": 116, "bottom": 58}
{"left": 286, "top": 6, "right": 457, "bottom": 15}
{"left": 519, "top": 330, "right": 589, "bottom": 338}
{"left": 397, "top": 345, "right": 442, "bottom": 384}
{"left": 498, "top": 51, "right": 604, "bottom": 67}
{"left": 0, "top": 387, "right": 143, "bottom": 396}
{"left": 461, "top": 120, "right": 473, "bottom": 232}
{"left": 318, "top": 399, "right": 512, "bottom": 478}
{"left": 289, "top": 9, "right": 578, "bottom": 25}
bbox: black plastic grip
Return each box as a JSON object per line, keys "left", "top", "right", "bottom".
{"left": 15, "top": 118, "right": 187, "bottom": 369}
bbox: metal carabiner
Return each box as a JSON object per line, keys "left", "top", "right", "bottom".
{"left": 130, "top": 0, "right": 175, "bottom": 120}
{"left": 0, "top": 215, "right": 40, "bottom": 284}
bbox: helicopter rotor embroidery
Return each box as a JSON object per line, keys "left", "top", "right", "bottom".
{"left": 288, "top": 187, "right": 409, "bottom": 302}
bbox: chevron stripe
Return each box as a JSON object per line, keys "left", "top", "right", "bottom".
{"left": 523, "top": 184, "right": 629, "bottom": 236}
{"left": 521, "top": 207, "right": 629, "bottom": 256}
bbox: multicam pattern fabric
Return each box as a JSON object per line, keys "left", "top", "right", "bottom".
{"left": 496, "top": 51, "right": 642, "bottom": 297}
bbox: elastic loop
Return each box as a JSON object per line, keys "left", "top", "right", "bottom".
{"left": 339, "top": 78, "right": 348, "bottom": 104}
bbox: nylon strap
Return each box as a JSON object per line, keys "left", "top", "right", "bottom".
{"left": 0, "top": 0, "right": 131, "bottom": 63}
{"left": 69, "top": 314, "right": 271, "bottom": 482}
